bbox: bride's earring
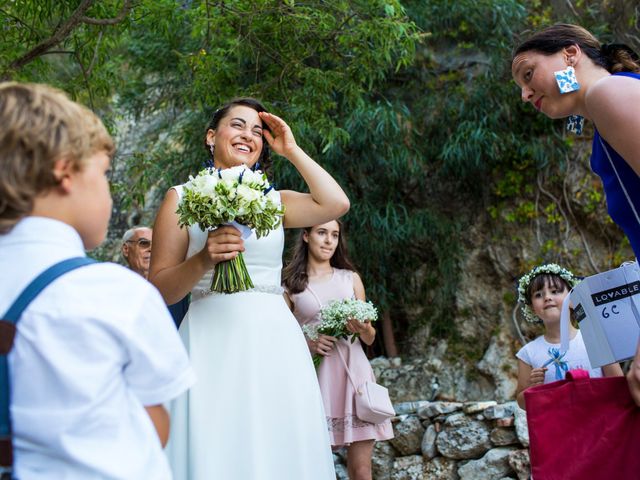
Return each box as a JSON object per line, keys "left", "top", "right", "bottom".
{"left": 566, "top": 114, "right": 584, "bottom": 135}
{"left": 554, "top": 65, "right": 580, "bottom": 93}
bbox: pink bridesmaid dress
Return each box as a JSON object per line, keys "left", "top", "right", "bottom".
{"left": 289, "top": 268, "right": 394, "bottom": 446}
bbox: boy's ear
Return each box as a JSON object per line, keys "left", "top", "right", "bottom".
{"left": 51, "top": 156, "right": 75, "bottom": 193}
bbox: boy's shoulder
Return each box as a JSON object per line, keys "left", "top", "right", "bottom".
{"left": 41, "top": 261, "right": 166, "bottom": 320}
{"left": 64, "top": 260, "right": 155, "bottom": 293}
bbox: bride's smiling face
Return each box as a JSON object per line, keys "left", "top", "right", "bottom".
{"left": 207, "top": 105, "right": 264, "bottom": 169}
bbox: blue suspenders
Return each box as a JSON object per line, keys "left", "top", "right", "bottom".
{"left": 0, "top": 257, "right": 96, "bottom": 476}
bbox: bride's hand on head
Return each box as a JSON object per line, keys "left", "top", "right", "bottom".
{"left": 199, "top": 225, "right": 245, "bottom": 269}
{"left": 259, "top": 111, "right": 298, "bottom": 158}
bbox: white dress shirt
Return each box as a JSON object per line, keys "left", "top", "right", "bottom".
{"left": 0, "top": 217, "right": 196, "bottom": 479}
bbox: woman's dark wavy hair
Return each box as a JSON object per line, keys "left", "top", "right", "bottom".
{"left": 513, "top": 23, "right": 640, "bottom": 74}
{"left": 204, "top": 97, "right": 272, "bottom": 176}
{"left": 282, "top": 220, "right": 358, "bottom": 294}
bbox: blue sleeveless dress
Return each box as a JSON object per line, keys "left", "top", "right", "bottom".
{"left": 590, "top": 72, "right": 640, "bottom": 258}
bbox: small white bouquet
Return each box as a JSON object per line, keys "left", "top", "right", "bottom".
{"left": 176, "top": 165, "right": 285, "bottom": 293}
{"left": 303, "top": 299, "right": 378, "bottom": 367}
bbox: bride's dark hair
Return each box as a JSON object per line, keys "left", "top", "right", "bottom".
{"left": 282, "top": 220, "right": 357, "bottom": 294}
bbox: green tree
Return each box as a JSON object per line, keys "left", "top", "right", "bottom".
{"left": 1, "top": 0, "right": 132, "bottom": 108}
{"left": 3, "top": 0, "right": 637, "bottom": 356}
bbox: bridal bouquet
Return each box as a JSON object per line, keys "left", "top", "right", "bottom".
{"left": 176, "top": 165, "right": 285, "bottom": 293}
{"left": 303, "top": 299, "right": 378, "bottom": 367}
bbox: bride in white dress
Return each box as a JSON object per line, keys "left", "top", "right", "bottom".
{"left": 149, "top": 98, "right": 349, "bottom": 479}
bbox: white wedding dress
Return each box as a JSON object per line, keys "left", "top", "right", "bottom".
{"left": 165, "top": 187, "right": 335, "bottom": 480}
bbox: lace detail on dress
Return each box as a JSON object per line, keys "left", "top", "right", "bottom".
{"left": 192, "top": 284, "right": 284, "bottom": 301}
{"left": 327, "top": 415, "right": 373, "bottom": 432}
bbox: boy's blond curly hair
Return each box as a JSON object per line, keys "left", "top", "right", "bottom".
{"left": 0, "top": 82, "right": 115, "bottom": 233}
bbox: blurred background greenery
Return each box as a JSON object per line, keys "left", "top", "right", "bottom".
{"left": 2, "top": 0, "right": 638, "bottom": 357}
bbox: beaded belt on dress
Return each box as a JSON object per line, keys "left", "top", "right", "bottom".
{"left": 192, "top": 285, "right": 284, "bottom": 301}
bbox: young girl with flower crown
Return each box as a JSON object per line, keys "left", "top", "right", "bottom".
{"left": 515, "top": 263, "right": 623, "bottom": 409}
{"left": 282, "top": 220, "right": 393, "bottom": 480}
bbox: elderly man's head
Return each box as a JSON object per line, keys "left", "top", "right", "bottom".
{"left": 122, "top": 226, "right": 152, "bottom": 278}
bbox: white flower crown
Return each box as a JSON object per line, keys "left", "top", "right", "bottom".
{"left": 517, "top": 263, "right": 579, "bottom": 323}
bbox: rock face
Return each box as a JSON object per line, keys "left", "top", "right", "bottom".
{"left": 332, "top": 399, "right": 533, "bottom": 480}
{"left": 390, "top": 416, "right": 426, "bottom": 456}
{"left": 457, "top": 447, "right": 517, "bottom": 480}
{"left": 375, "top": 353, "right": 496, "bottom": 403}
{"left": 394, "top": 152, "right": 628, "bottom": 404}
{"left": 435, "top": 414, "right": 492, "bottom": 459}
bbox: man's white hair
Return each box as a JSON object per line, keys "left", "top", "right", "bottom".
{"left": 122, "top": 226, "right": 151, "bottom": 243}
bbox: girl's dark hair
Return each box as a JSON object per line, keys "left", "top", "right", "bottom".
{"left": 513, "top": 23, "right": 640, "bottom": 74}
{"left": 524, "top": 273, "right": 571, "bottom": 306}
{"left": 204, "top": 97, "right": 272, "bottom": 175}
{"left": 282, "top": 220, "right": 358, "bottom": 294}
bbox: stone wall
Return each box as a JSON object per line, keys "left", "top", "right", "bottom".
{"left": 333, "top": 399, "right": 531, "bottom": 480}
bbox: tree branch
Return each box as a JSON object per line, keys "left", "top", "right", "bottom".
{"left": 86, "top": 30, "right": 104, "bottom": 77}
{"left": 6, "top": 0, "right": 94, "bottom": 75}
{"left": 74, "top": 48, "right": 95, "bottom": 110}
{"left": 4, "top": 1, "right": 132, "bottom": 78}
{"left": 79, "top": 0, "right": 132, "bottom": 25}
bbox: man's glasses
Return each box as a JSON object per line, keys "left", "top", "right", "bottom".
{"left": 126, "top": 238, "right": 152, "bottom": 249}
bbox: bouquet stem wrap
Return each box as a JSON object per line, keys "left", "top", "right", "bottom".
{"left": 212, "top": 251, "right": 254, "bottom": 293}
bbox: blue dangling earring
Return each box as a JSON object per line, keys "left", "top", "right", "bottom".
{"left": 566, "top": 115, "right": 584, "bottom": 135}
{"left": 553, "top": 64, "right": 583, "bottom": 134}
{"left": 252, "top": 161, "right": 260, "bottom": 172}
{"left": 554, "top": 65, "right": 580, "bottom": 94}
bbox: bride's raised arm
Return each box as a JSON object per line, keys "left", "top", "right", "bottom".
{"left": 259, "top": 112, "right": 349, "bottom": 228}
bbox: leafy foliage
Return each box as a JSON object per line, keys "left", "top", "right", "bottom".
{"left": 2, "top": 0, "right": 638, "bottom": 354}
{"left": 1, "top": 0, "right": 131, "bottom": 109}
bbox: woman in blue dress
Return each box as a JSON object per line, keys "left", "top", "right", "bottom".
{"left": 511, "top": 23, "right": 640, "bottom": 404}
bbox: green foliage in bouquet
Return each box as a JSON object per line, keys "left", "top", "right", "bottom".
{"left": 176, "top": 165, "right": 285, "bottom": 293}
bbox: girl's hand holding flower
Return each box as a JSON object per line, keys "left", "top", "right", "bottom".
{"left": 310, "top": 334, "right": 337, "bottom": 357}
{"left": 346, "top": 318, "right": 376, "bottom": 345}
{"left": 303, "top": 299, "right": 378, "bottom": 367}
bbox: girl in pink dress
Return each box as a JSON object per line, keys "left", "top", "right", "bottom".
{"left": 283, "top": 220, "right": 393, "bottom": 480}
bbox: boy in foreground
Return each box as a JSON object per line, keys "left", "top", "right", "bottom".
{"left": 0, "top": 82, "right": 195, "bottom": 479}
